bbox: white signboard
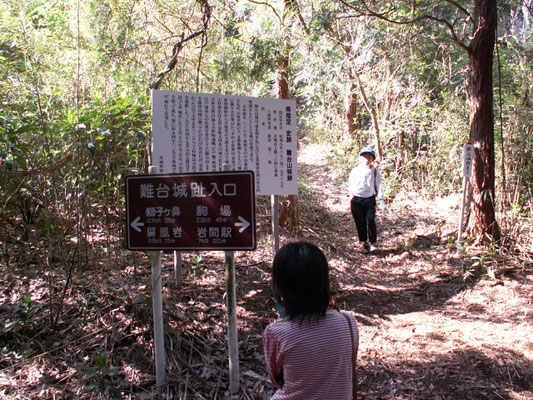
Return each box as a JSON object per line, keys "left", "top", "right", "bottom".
{"left": 462, "top": 142, "right": 474, "bottom": 177}
{"left": 151, "top": 90, "right": 298, "bottom": 195}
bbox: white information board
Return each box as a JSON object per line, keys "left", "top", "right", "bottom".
{"left": 151, "top": 90, "right": 298, "bottom": 195}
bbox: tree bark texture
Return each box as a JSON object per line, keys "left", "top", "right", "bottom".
{"left": 354, "top": 72, "right": 383, "bottom": 162}
{"left": 345, "top": 81, "right": 358, "bottom": 137}
{"left": 277, "top": 55, "right": 290, "bottom": 100}
{"left": 277, "top": 52, "right": 299, "bottom": 230}
{"left": 468, "top": 0, "right": 500, "bottom": 242}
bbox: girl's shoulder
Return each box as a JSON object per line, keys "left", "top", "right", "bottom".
{"left": 265, "top": 316, "right": 291, "bottom": 330}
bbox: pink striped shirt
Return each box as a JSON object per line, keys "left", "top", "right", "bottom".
{"left": 263, "top": 309, "right": 359, "bottom": 400}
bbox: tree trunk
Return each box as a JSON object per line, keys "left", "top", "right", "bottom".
{"left": 468, "top": 0, "right": 500, "bottom": 243}
{"left": 277, "top": 53, "right": 299, "bottom": 230}
{"left": 277, "top": 55, "right": 290, "bottom": 100}
{"left": 354, "top": 71, "right": 383, "bottom": 162}
{"left": 345, "top": 81, "right": 358, "bottom": 137}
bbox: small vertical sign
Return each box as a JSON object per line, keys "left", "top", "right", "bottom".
{"left": 462, "top": 142, "right": 474, "bottom": 177}
{"left": 457, "top": 141, "right": 474, "bottom": 251}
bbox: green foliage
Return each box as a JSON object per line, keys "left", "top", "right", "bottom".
{"left": 0, "top": 0, "right": 531, "bottom": 255}
{"left": 81, "top": 353, "right": 123, "bottom": 400}
{"left": 461, "top": 240, "right": 503, "bottom": 280}
{"left": 495, "top": 32, "right": 533, "bottom": 214}
{"left": 187, "top": 254, "right": 205, "bottom": 279}
{"left": 5, "top": 294, "right": 38, "bottom": 330}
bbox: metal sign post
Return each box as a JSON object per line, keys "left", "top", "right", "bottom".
{"left": 147, "top": 90, "right": 297, "bottom": 395}
{"left": 173, "top": 251, "right": 182, "bottom": 286}
{"left": 225, "top": 249, "right": 239, "bottom": 397}
{"left": 271, "top": 195, "right": 280, "bottom": 257}
{"left": 125, "top": 171, "right": 257, "bottom": 396}
{"left": 125, "top": 170, "right": 256, "bottom": 392}
{"left": 457, "top": 142, "right": 474, "bottom": 251}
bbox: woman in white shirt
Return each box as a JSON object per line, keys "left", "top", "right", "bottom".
{"left": 348, "top": 147, "right": 386, "bottom": 253}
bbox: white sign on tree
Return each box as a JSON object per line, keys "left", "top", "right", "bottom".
{"left": 462, "top": 142, "right": 474, "bottom": 177}
{"left": 151, "top": 90, "right": 298, "bottom": 195}
{"left": 457, "top": 141, "right": 474, "bottom": 251}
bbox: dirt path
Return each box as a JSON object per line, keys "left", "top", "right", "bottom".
{"left": 1, "top": 142, "right": 531, "bottom": 400}
{"left": 295, "top": 142, "right": 533, "bottom": 400}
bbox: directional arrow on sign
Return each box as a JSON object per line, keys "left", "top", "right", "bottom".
{"left": 131, "top": 216, "right": 144, "bottom": 232}
{"left": 235, "top": 216, "right": 250, "bottom": 233}
{"left": 126, "top": 172, "right": 256, "bottom": 250}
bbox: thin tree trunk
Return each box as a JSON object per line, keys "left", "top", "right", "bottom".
{"left": 354, "top": 71, "right": 383, "bottom": 162}
{"left": 345, "top": 81, "right": 358, "bottom": 137}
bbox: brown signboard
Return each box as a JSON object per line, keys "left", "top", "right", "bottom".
{"left": 125, "top": 171, "right": 255, "bottom": 250}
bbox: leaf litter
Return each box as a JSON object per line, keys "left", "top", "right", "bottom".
{"left": 0, "top": 142, "right": 532, "bottom": 399}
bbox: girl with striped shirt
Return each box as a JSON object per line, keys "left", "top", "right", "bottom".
{"left": 263, "top": 242, "right": 359, "bottom": 399}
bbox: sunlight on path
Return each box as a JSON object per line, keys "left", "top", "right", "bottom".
{"left": 299, "top": 142, "right": 349, "bottom": 215}
{"left": 297, "top": 142, "right": 533, "bottom": 400}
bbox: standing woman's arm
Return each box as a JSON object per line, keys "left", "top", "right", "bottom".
{"left": 375, "top": 168, "right": 387, "bottom": 211}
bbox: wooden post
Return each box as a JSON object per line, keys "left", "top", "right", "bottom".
{"left": 457, "top": 175, "right": 468, "bottom": 252}
{"left": 173, "top": 251, "right": 182, "bottom": 286}
{"left": 148, "top": 165, "right": 166, "bottom": 387}
{"left": 271, "top": 195, "right": 280, "bottom": 257}
{"left": 457, "top": 143, "right": 474, "bottom": 252}
{"left": 223, "top": 163, "right": 239, "bottom": 397}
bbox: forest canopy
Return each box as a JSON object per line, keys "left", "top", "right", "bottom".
{"left": 0, "top": 0, "right": 531, "bottom": 265}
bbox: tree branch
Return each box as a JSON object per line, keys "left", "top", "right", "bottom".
{"left": 246, "top": 0, "right": 283, "bottom": 23}
{"left": 287, "top": 0, "right": 310, "bottom": 35}
{"left": 338, "top": 0, "right": 470, "bottom": 52}
{"left": 4, "top": 153, "right": 73, "bottom": 177}
{"left": 149, "top": 0, "right": 211, "bottom": 90}
{"left": 443, "top": 0, "right": 472, "bottom": 20}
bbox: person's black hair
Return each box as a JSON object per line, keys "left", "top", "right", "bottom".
{"left": 272, "top": 241, "right": 330, "bottom": 320}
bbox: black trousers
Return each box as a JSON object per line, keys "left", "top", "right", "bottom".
{"left": 350, "top": 195, "right": 377, "bottom": 244}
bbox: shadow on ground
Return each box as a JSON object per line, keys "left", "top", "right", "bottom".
{"left": 358, "top": 347, "right": 533, "bottom": 400}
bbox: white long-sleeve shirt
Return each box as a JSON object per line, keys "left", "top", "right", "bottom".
{"left": 348, "top": 164, "right": 383, "bottom": 199}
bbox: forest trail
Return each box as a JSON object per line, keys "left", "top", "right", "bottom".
{"left": 1, "top": 142, "right": 531, "bottom": 399}
{"left": 294, "top": 141, "right": 533, "bottom": 399}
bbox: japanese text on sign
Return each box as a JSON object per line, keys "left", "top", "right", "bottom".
{"left": 462, "top": 143, "right": 474, "bottom": 177}
{"left": 151, "top": 90, "right": 298, "bottom": 195}
{"left": 126, "top": 172, "right": 256, "bottom": 251}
